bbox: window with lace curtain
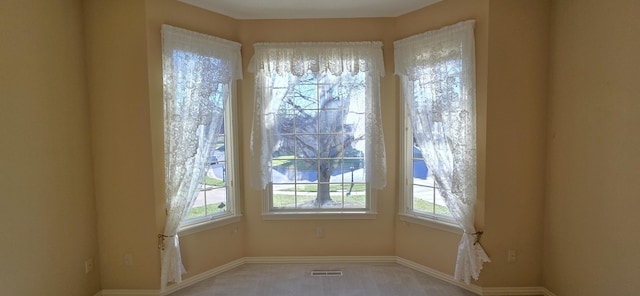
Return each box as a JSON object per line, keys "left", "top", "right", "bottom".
{"left": 395, "top": 19, "right": 489, "bottom": 284}
{"left": 178, "top": 82, "right": 241, "bottom": 232}
{"left": 160, "top": 25, "right": 242, "bottom": 238}
{"left": 395, "top": 20, "right": 476, "bottom": 233}
{"left": 248, "top": 42, "right": 387, "bottom": 219}
{"left": 400, "top": 93, "right": 458, "bottom": 230}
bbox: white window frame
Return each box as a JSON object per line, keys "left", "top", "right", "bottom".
{"left": 398, "top": 93, "right": 462, "bottom": 234}
{"left": 261, "top": 72, "right": 377, "bottom": 220}
{"left": 179, "top": 83, "right": 242, "bottom": 236}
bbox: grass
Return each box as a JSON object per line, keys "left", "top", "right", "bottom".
{"left": 205, "top": 177, "right": 225, "bottom": 186}
{"left": 413, "top": 198, "right": 451, "bottom": 215}
{"left": 274, "top": 183, "right": 367, "bottom": 208}
{"left": 273, "top": 193, "right": 366, "bottom": 208}
{"left": 186, "top": 203, "right": 226, "bottom": 219}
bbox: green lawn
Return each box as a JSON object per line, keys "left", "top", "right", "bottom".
{"left": 273, "top": 183, "right": 367, "bottom": 208}
{"left": 205, "top": 176, "right": 225, "bottom": 186}
{"left": 413, "top": 198, "right": 451, "bottom": 215}
{"left": 186, "top": 203, "right": 225, "bottom": 219}
{"left": 273, "top": 193, "right": 366, "bottom": 208}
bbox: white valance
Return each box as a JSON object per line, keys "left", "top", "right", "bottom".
{"left": 248, "top": 42, "right": 385, "bottom": 77}
{"left": 162, "top": 24, "right": 243, "bottom": 82}
{"left": 395, "top": 20, "right": 475, "bottom": 81}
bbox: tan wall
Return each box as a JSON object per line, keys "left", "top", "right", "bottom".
{"left": 145, "top": 0, "right": 245, "bottom": 279}
{"left": 544, "top": 0, "right": 640, "bottom": 294}
{"left": 481, "top": 0, "right": 550, "bottom": 287}
{"left": 0, "top": 0, "right": 101, "bottom": 295}
{"left": 238, "top": 18, "right": 398, "bottom": 257}
{"left": 9, "top": 0, "right": 619, "bottom": 292}
{"left": 84, "top": 0, "right": 159, "bottom": 289}
{"left": 394, "top": 0, "right": 490, "bottom": 279}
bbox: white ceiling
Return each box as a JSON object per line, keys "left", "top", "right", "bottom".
{"left": 179, "top": 0, "right": 442, "bottom": 20}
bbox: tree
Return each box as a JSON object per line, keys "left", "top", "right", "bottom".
{"left": 274, "top": 72, "right": 365, "bottom": 207}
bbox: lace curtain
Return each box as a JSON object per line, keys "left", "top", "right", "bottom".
{"left": 394, "top": 20, "right": 490, "bottom": 284}
{"left": 160, "top": 24, "right": 242, "bottom": 290}
{"left": 248, "top": 42, "right": 387, "bottom": 190}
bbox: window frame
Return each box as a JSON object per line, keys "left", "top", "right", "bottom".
{"left": 260, "top": 71, "right": 377, "bottom": 220}
{"left": 398, "top": 90, "right": 462, "bottom": 234}
{"left": 178, "top": 82, "right": 242, "bottom": 236}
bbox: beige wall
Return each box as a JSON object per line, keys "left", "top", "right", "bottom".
{"left": 544, "top": 0, "right": 640, "bottom": 295}
{"left": 0, "top": 0, "right": 101, "bottom": 295}
{"left": 84, "top": 0, "right": 158, "bottom": 289}
{"left": 481, "top": 0, "right": 550, "bottom": 287}
{"left": 12, "top": 0, "right": 639, "bottom": 293}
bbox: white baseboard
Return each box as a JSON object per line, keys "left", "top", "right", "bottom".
{"left": 99, "top": 290, "right": 158, "bottom": 296}
{"left": 395, "top": 256, "right": 483, "bottom": 294}
{"left": 161, "top": 258, "right": 245, "bottom": 295}
{"left": 543, "top": 288, "right": 558, "bottom": 296}
{"left": 96, "top": 256, "right": 553, "bottom": 296}
{"left": 245, "top": 255, "right": 396, "bottom": 264}
{"left": 396, "top": 257, "right": 552, "bottom": 296}
{"left": 482, "top": 286, "right": 546, "bottom": 295}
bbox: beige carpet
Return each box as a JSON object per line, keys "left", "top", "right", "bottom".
{"left": 168, "top": 262, "right": 477, "bottom": 296}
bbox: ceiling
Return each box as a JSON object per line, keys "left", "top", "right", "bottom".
{"left": 179, "top": 0, "right": 442, "bottom": 20}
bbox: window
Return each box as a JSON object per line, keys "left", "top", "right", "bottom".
{"left": 400, "top": 58, "right": 461, "bottom": 227}
{"left": 400, "top": 102, "right": 458, "bottom": 230}
{"left": 179, "top": 83, "right": 241, "bottom": 232}
{"left": 395, "top": 20, "right": 478, "bottom": 234}
{"left": 160, "top": 25, "right": 242, "bottom": 241}
{"left": 269, "top": 71, "right": 368, "bottom": 211}
{"left": 249, "top": 42, "right": 386, "bottom": 219}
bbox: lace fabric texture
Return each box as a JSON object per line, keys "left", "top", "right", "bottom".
{"left": 395, "top": 20, "right": 490, "bottom": 284}
{"left": 249, "top": 42, "right": 387, "bottom": 191}
{"left": 160, "top": 25, "right": 242, "bottom": 290}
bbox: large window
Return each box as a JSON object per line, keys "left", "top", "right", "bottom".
{"left": 161, "top": 25, "right": 243, "bottom": 288}
{"left": 395, "top": 20, "right": 490, "bottom": 284}
{"left": 269, "top": 71, "right": 368, "bottom": 210}
{"left": 160, "top": 24, "right": 242, "bottom": 242}
{"left": 249, "top": 42, "right": 386, "bottom": 218}
{"left": 395, "top": 21, "right": 475, "bottom": 230}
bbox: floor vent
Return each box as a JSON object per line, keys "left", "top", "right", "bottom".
{"left": 311, "top": 270, "right": 343, "bottom": 277}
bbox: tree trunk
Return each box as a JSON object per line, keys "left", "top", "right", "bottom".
{"left": 315, "top": 160, "right": 333, "bottom": 206}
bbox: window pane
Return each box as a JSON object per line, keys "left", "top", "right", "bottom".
{"left": 411, "top": 131, "right": 451, "bottom": 217}
{"left": 269, "top": 70, "right": 369, "bottom": 211}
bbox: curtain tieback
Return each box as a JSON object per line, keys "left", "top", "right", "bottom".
{"left": 157, "top": 234, "right": 177, "bottom": 250}
{"left": 471, "top": 231, "right": 483, "bottom": 246}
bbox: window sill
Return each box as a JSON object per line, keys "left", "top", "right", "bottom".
{"left": 179, "top": 214, "right": 242, "bottom": 237}
{"left": 398, "top": 213, "right": 463, "bottom": 235}
{"left": 262, "top": 211, "right": 377, "bottom": 220}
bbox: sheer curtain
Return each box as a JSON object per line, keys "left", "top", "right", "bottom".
{"left": 160, "top": 25, "right": 242, "bottom": 290}
{"left": 394, "top": 20, "right": 490, "bottom": 284}
{"left": 248, "top": 42, "right": 387, "bottom": 190}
